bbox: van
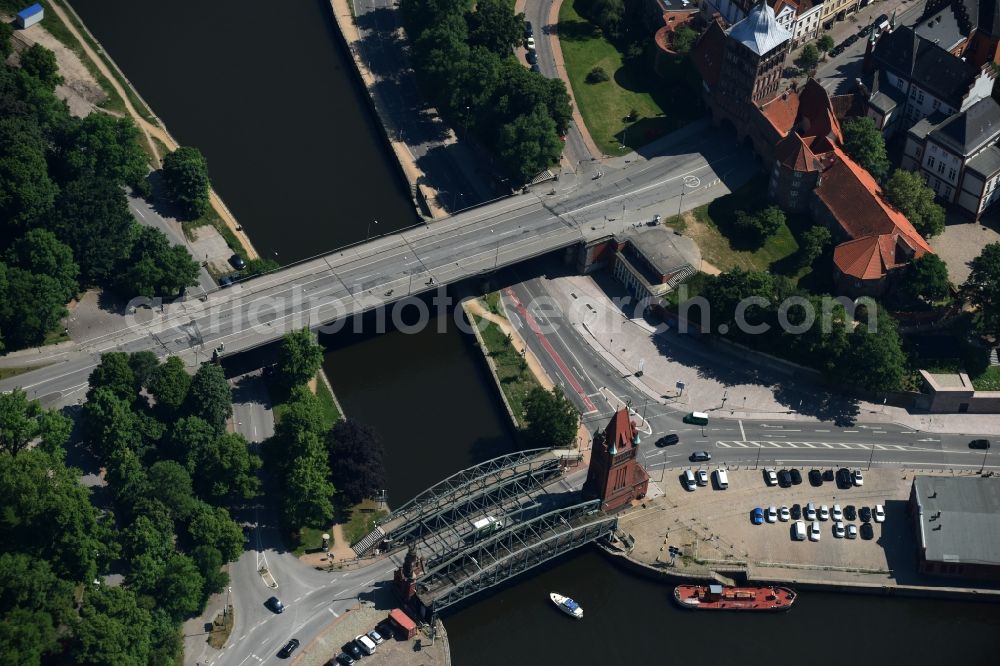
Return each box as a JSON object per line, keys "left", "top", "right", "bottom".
{"left": 683, "top": 469, "right": 696, "bottom": 491}
{"left": 354, "top": 634, "right": 377, "bottom": 656}
{"left": 684, "top": 411, "right": 709, "bottom": 426}
{"left": 793, "top": 521, "right": 806, "bottom": 541}
{"left": 714, "top": 469, "right": 729, "bottom": 489}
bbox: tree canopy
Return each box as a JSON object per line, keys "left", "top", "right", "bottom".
{"left": 796, "top": 44, "right": 820, "bottom": 70}
{"left": 276, "top": 328, "right": 325, "bottom": 392}
{"left": 0, "top": 388, "right": 71, "bottom": 457}
{"left": 734, "top": 205, "right": 785, "bottom": 245}
{"left": 523, "top": 387, "right": 579, "bottom": 448}
{"left": 963, "top": 242, "right": 1000, "bottom": 336}
{"left": 184, "top": 363, "right": 232, "bottom": 434}
{"left": 161, "top": 146, "right": 210, "bottom": 219}
{"left": 904, "top": 253, "right": 951, "bottom": 303}
{"left": 842, "top": 117, "right": 890, "bottom": 181}
{"left": 883, "top": 169, "right": 946, "bottom": 238}
{"left": 328, "top": 419, "right": 386, "bottom": 505}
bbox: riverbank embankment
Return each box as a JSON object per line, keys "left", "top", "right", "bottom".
{"left": 613, "top": 467, "right": 1000, "bottom": 601}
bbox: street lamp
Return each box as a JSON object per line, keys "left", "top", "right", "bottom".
{"left": 754, "top": 444, "right": 762, "bottom": 470}
{"left": 867, "top": 442, "right": 876, "bottom": 471}
{"left": 980, "top": 447, "right": 990, "bottom": 474}
{"left": 367, "top": 219, "right": 377, "bottom": 242}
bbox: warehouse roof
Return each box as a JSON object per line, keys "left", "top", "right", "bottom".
{"left": 913, "top": 476, "right": 1000, "bottom": 566}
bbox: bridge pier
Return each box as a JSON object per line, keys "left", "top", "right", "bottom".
{"left": 576, "top": 236, "right": 616, "bottom": 274}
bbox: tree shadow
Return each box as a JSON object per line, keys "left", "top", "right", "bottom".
{"left": 556, "top": 19, "right": 597, "bottom": 42}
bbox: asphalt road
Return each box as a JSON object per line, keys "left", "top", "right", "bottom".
{"left": 1, "top": 125, "right": 753, "bottom": 408}
{"left": 502, "top": 275, "right": 999, "bottom": 474}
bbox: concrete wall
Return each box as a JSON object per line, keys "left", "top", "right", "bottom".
{"left": 919, "top": 370, "right": 1000, "bottom": 413}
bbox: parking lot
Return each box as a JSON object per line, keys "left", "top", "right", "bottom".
{"left": 621, "top": 467, "right": 929, "bottom": 582}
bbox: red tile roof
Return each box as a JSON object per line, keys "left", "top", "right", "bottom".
{"left": 604, "top": 409, "right": 638, "bottom": 453}
{"left": 759, "top": 79, "right": 844, "bottom": 144}
{"left": 775, "top": 132, "right": 822, "bottom": 171}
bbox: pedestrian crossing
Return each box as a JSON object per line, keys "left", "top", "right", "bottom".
{"left": 716, "top": 440, "right": 914, "bottom": 451}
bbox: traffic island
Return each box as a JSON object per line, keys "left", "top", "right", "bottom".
{"left": 613, "top": 468, "right": 1000, "bottom": 599}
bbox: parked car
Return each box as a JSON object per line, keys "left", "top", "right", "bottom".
{"left": 656, "top": 434, "right": 679, "bottom": 447}
{"left": 847, "top": 524, "right": 858, "bottom": 539}
{"left": 808, "top": 469, "right": 823, "bottom": 486}
{"left": 844, "top": 505, "right": 857, "bottom": 521}
{"left": 874, "top": 504, "right": 885, "bottom": 523}
{"left": 766, "top": 506, "right": 778, "bottom": 523}
{"left": 809, "top": 521, "right": 821, "bottom": 541}
{"left": 819, "top": 504, "right": 830, "bottom": 521}
{"left": 805, "top": 502, "right": 817, "bottom": 521}
{"left": 778, "top": 469, "right": 793, "bottom": 488}
{"left": 265, "top": 596, "right": 285, "bottom": 614}
{"left": 696, "top": 469, "right": 709, "bottom": 486}
{"left": 790, "top": 469, "right": 802, "bottom": 485}
{"left": 832, "top": 504, "right": 843, "bottom": 521}
{"left": 859, "top": 506, "right": 872, "bottom": 523}
{"left": 530, "top": 63, "right": 541, "bottom": 73}
{"left": 342, "top": 642, "right": 363, "bottom": 661}
{"left": 833, "top": 521, "right": 846, "bottom": 538}
{"left": 764, "top": 468, "right": 778, "bottom": 486}
{"left": 355, "top": 635, "right": 377, "bottom": 656}
{"left": 822, "top": 469, "right": 835, "bottom": 482}
{"left": 779, "top": 506, "right": 790, "bottom": 522}
{"left": 836, "top": 468, "right": 852, "bottom": 489}
{"left": 751, "top": 507, "right": 764, "bottom": 525}
{"left": 852, "top": 469, "right": 864, "bottom": 487}
{"left": 278, "top": 639, "right": 300, "bottom": 659}
{"left": 526, "top": 50, "right": 537, "bottom": 65}
{"left": 791, "top": 503, "right": 801, "bottom": 520}
{"left": 335, "top": 653, "right": 355, "bottom": 666}
{"left": 861, "top": 523, "right": 875, "bottom": 540}
{"left": 367, "top": 629, "right": 384, "bottom": 645}
{"left": 229, "top": 254, "right": 246, "bottom": 270}
{"left": 690, "top": 451, "right": 712, "bottom": 462}
{"left": 683, "top": 469, "right": 697, "bottom": 491}
{"left": 970, "top": 439, "right": 991, "bottom": 449}
{"left": 524, "top": 21, "right": 533, "bottom": 36}
{"left": 526, "top": 36, "right": 536, "bottom": 50}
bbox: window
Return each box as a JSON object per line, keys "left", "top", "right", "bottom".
{"left": 910, "top": 87, "right": 918, "bottom": 99}
{"left": 932, "top": 99, "right": 941, "bottom": 110}
{"left": 938, "top": 162, "right": 946, "bottom": 175}
{"left": 944, "top": 186, "right": 953, "bottom": 199}
{"left": 917, "top": 90, "right": 925, "bottom": 104}
{"left": 948, "top": 168, "right": 957, "bottom": 180}
{"left": 928, "top": 156, "right": 936, "bottom": 168}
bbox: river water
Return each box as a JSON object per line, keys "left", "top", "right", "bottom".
{"left": 68, "top": 2, "right": 996, "bottom": 664}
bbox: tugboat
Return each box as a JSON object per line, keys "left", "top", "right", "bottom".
{"left": 673, "top": 584, "right": 796, "bottom": 611}
{"left": 549, "top": 592, "right": 584, "bottom": 619}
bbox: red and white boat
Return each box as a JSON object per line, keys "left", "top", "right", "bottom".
{"left": 673, "top": 584, "right": 796, "bottom": 611}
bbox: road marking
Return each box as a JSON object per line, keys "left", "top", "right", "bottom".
{"left": 815, "top": 429, "right": 829, "bottom": 433}
{"left": 739, "top": 420, "right": 746, "bottom": 442}
{"left": 329, "top": 608, "right": 340, "bottom": 616}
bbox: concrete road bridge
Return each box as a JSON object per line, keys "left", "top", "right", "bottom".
{"left": 0, "top": 127, "right": 754, "bottom": 408}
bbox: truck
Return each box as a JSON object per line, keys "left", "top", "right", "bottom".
{"left": 471, "top": 516, "right": 503, "bottom": 537}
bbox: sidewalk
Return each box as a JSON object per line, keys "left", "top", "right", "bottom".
{"left": 541, "top": 272, "right": 1000, "bottom": 434}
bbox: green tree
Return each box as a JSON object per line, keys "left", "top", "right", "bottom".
{"left": 734, "top": 206, "right": 785, "bottom": 244}
{"left": 798, "top": 225, "right": 831, "bottom": 267}
{"left": 496, "top": 107, "right": 564, "bottom": 184}
{"left": 0, "top": 267, "right": 68, "bottom": 350}
{"left": 105, "top": 448, "right": 149, "bottom": 517}
{"left": 817, "top": 34, "right": 834, "bottom": 53}
{"left": 0, "top": 388, "right": 72, "bottom": 457}
{"left": 168, "top": 415, "right": 217, "bottom": 466}
{"left": 796, "top": 44, "right": 820, "bottom": 70}
{"left": 0, "top": 607, "right": 58, "bottom": 666}
{"left": 0, "top": 21, "right": 13, "bottom": 60}
{"left": 190, "top": 545, "right": 229, "bottom": 601}
{"left": 904, "top": 253, "right": 951, "bottom": 302}
{"left": 5, "top": 229, "right": 79, "bottom": 302}
{"left": 523, "top": 387, "right": 579, "bottom": 448}
{"left": 588, "top": 0, "right": 624, "bottom": 37}
{"left": 185, "top": 502, "right": 244, "bottom": 562}
{"left": 128, "top": 350, "right": 161, "bottom": 389}
{"left": 184, "top": 363, "right": 232, "bottom": 433}
{"left": 155, "top": 554, "right": 205, "bottom": 621}
{"left": 188, "top": 432, "right": 261, "bottom": 503}
{"left": 277, "top": 328, "right": 325, "bottom": 391}
{"left": 842, "top": 117, "right": 890, "bottom": 181}
{"left": 147, "top": 460, "right": 199, "bottom": 520}
{"left": 883, "top": 169, "right": 946, "bottom": 237}
{"left": 71, "top": 586, "right": 152, "bottom": 666}
{"left": 82, "top": 387, "right": 142, "bottom": 463}
{"left": 49, "top": 177, "right": 138, "bottom": 286}
{"left": 19, "top": 44, "right": 62, "bottom": 89}
{"left": 467, "top": 0, "right": 524, "bottom": 54}
{"left": 273, "top": 384, "right": 327, "bottom": 444}
{"left": 117, "top": 226, "right": 199, "bottom": 298}
{"left": 672, "top": 25, "right": 698, "bottom": 55}
{"left": 161, "top": 146, "right": 210, "bottom": 219}
{"left": 835, "top": 307, "right": 907, "bottom": 392}
{"left": 281, "top": 431, "right": 335, "bottom": 528}
{"left": 121, "top": 513, "right": 174, "bottom": 564}
{"left": 87, "top": 352, "right": 137, "bottom": 402}
{"left": 963, "top": 242, "right": 1000, "bottom": 336}
{"left": 148, "top": 356, "right": 191, "bottom": 417}
{"left": 57, "top": 113, "right": 148, "bottom": 187}
{"left": 328, "top": 420, "right": 385, "bottom": 505}
{"left": 0, "top": 116, "right": 58, "bottom": 237}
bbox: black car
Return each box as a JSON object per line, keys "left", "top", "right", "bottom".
{"left": 229, "top": 254, "right": 246, "bottom": 270}
{"left": 791, "top": 503, "right": 802, "bottom": 520}
{"left": 844, "top": 505, "right": 857, "bottom": 521}
{"left": 530, "top": 63, "right": 541, "bottom": 73}
{"left": 778, "top": 469, "right": 793, "bottom": 487}
{"left": 526, "top": 50, "right": 537, "bottom": 65}
{"left": 524, "top": 21, "right": 533, "bottom": 37}
{"left": 860, "top": 522, "right": 875, "bottom": 540}
{"left": 656, "top": 434, "right": 680, "bottom": 447}
{"left": 970, "top": 439, "right": 991, "bottom": 449}
{"left": 277, "top": 639, "right": 300, "bottom": 659}
{"left": 808, "top": 469, "right": 823, "bottom": 486}
{"left": 690, "top": 451, "right": 711, "bottom": 462}
{"left": 265, "top": 596, "right": 285, "bottom": 614}
{"left": 836, "top": 468, "right": 853, "bottom": 489}
{"left": 335, "top": 654, "right": 355, "bottom": 666}
{"left": 789, "top": 469, "right": 802, "bottom": 485}
{"left": 822, "top": 469, "right": 835, "bottom": 482}
{"left": 860, "top": 506, "right": 872, "bottom": 523}
{"left": 343, "top": 642, "right": 363, "bottom": 660}
{"left": 874, "top": 13, "right": 889, "bottom": 25}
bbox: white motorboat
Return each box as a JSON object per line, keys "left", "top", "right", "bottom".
{"left": 549, "top": 592, "right": 583, "bottom": 619}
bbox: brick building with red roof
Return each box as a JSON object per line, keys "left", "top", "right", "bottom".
{"left": 582, "top": 409, "right": 649, "bottom": 513}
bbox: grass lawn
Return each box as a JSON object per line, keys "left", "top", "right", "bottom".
{"left": 972, "top": 366, "right": 1000, "bottom": 391}
{"left": 342, "top": 499, "right": 387, "bottom": 545}
{"left": 473, "top": 314, "right": 542, "bottom": 427}
{"left": 558, "top": 0, "right": 702, "bottom": 155}
{"left": 291, "top": 525, "right": 328, "bottom": 556}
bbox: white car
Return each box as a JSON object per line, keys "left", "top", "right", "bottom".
{"left": 779, "top": 506, "right": 790, "bottom": 522}
{"left": 852, "top": 469, "right": 864, "bottom": 486}
{"left": 809, "top": 521, "right": 821, "bottom": 541}
{"left": 874, "top": 504, "right": 885, "bottom": 523}
{"left": 833, "top": 521, "right": 845, "bottom": 538}
{"left": 765, "top": 469, "right": 778, "bottom": 486}
{"left": 819, "top": 504, "right": 830, "bottom": 521}
{"left": 805, "top": 502, "right": 817, "bottom": 521}
{"left": 766, "top": 506, "right": 778, "bottom": 523}
{"left": 696, "top": 469, "right": 709, "bottom": 486}
{"left": 847, "top": 524, "right": 858, "bottom": 539}
{"left": 832, "top": 504, "right": 843, "bottom": 521}
{"left": 526, "top": 36, "right": 536, "bottom": 49}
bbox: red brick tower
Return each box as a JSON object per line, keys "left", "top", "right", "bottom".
{"left": 393, "top": 545, "right": 424, "bottom": 603}
{"left": 582, "top": 409, "right": 649, "bottom": 512}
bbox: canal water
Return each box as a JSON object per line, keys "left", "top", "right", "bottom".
{"left": 68, "top": 2, "right": 996, "bottom": 664}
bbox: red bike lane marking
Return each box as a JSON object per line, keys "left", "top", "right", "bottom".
{"left": 504, "top": 287, "right": 597, "bottom": 413}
